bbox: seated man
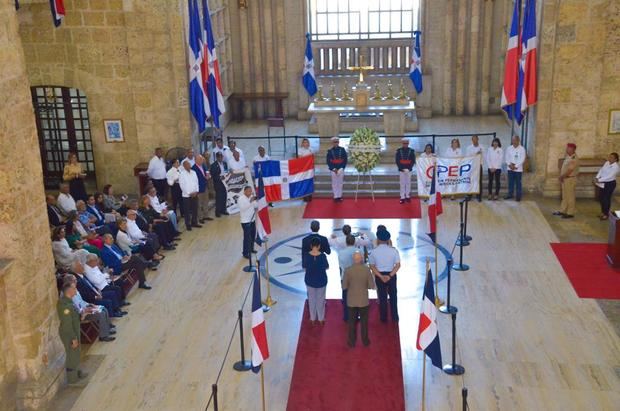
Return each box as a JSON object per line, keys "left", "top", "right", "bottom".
{"left": 126, "top": 209, "right": 164, "bottom": 257}
{"left": 116, "top": 217, "right": 161, "bottom": 264}
{"left": 57, "top": 183, "right": 77, "bottom": 217}
{"left": 146, "top": 186, "right": 179, "bottom": 231}
{"left": 62, "top": 274, "right": 116, "bottom": 342}
{"left": 76, "top": 200, "right": 112, "bottom": 235}
{"left": 47, "top": 194, "right": 66, "bottom": 227}
{"left": 83, "top": 253, "right": 129, "bottom": 301}
{"left": 70, "top": 258, "right": 127, "bottom": 317}
{"left": 100, "top": 234, "right": 152, "bottom": 290}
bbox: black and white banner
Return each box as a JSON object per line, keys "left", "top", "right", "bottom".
{"left": 416, "top": 155, "right": 481, "bottom": 196}
{"left": 223, "top": 169, "right": 254, "bottom": 214}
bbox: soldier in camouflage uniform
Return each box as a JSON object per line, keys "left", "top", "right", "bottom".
{"left": 57, "top": 282, "right": 88, "bottom": 386}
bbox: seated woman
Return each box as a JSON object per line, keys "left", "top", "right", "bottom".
{"left": 51, "top": 226, "right": 91, "bottom": 270}
{"left": 94, "top": 192, "right": 111, "bottom": 213}
{"left": 138, "top": 195, "right": 179, "bottom": 248}
{"left": 65, "top": 221, "right": 100, "bottom": 256}
{"left": 116, "top": 217, "right": 162, "bottom": 262}
{"left": 66, "top": 210, "right": 104, "bottom": 249}
{"left": 102, "top": 184, "right": 126, "bottom": 211}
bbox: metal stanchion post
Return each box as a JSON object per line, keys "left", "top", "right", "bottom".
{"left": 462, "top": 387, "right": 468, "bottom": 411}
{"left": 439, "top": 259, "right": 457, "bottom": 314}
{"left": 464, "top": 197, "right": 472, "bottom": 241}
{"left": 442, "top": 312, "right": 465, "bottom": 375}
{"left": 456, "top": 199, "right": 469, "bottom": 247}
{"left": 212, "top": 384, "right": 219, "bottom": 411}
{"left": 452, "top": 209, "right": 470, "bottom": 271}
{"left": 232, "top": 310, "right": 252, "bottom": 371}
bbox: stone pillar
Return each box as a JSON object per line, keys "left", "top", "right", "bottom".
{"left": 480, "top": 0, "right": 494, "bottom": 115}
{"left": 0, "top": 2, "right": 64, "bottom": 409}
{"left": 454, "top": 0, "right": 468, "bottom": 115}
{"left": 466, "top": 0, "right": 482, "bottom": 115}
{"left": 442, "top": 0, "right": 455, "bottom": 115}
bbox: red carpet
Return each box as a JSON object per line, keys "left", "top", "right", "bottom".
{"left": 303, "top": 197, "right": 421, "bottom": 219}
{"left": 286, "top": 300, "right": 405, "bottom": 411}
{"left": 550, "top": 243, "right": 620, "bottom": 299}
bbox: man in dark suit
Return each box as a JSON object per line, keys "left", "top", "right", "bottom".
{"left": 301, "top": 220, "right": 331, "bottom": 254}
{"left": 100, "top": 234, "right": 151, "bottom": 290}
{"left": 209, "top": 152, "right": 229, "bottom": 217}
{"left": 70, "top": 259, "right": 127, "bottom": 317}
{"left": 47, "top": 194, "right": 65, "bottom": 227}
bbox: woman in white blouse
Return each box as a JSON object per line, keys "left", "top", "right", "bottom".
{"left": 298, "top": 138, "right": 313, "bottom": 201}
{"left": 595, "top": 152, "right": 620, "bottom": 220}
{"left": 444, "top": 139, "right": 462, "bottom": 158}
{"left": 485, "top": 138, "right": 504, "bottom": 200}
{"left": 419, "top": 143, "right": 435, "bottom": 158}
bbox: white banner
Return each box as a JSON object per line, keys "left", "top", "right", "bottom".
{"left": 416, "top": 155, "right": 481, "bottom": 196}
{"left": 223, "top": 169, "right": 255, "bottom": 214}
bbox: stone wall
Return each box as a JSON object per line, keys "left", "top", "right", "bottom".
{"left": 0, "top": 2, "right": 64, "bottom": 409}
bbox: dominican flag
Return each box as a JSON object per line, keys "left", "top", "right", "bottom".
{"left": 409, "top": 31, "right": 423, "bottom": 94}
{"left": 427, "top": 164, "right": 443, "bottom": 243}
{"left": 500, "top": 0, "right": 521, "bottom": 120}
{"left": 254, "top": 156, "right": 315, "bottom": 202}
{"left": 251, "top": 270, "right": 269, "bottom": 373}
{"left": 519, "top": 0, "right": 538, "bottom": 114}
{"left": 416, "top": 266, "right": 442, "bottom": 369}
{"left": 302, "top": 33, "right": 318, "bottom": 96}
{"left": 49, "top": 0, "right": 65, "bottom": 27}
{"left": 255, "top": 165, "right": 272, "bottom": 245}
{"left": 188, "top": 0, "right": 207, "bottom": 132}
{"left": 202, "top": 0, "right": 226, "bottom": 128}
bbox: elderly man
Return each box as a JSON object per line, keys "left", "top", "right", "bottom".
{"left": 327, "top": 136, "right": 347, "bottom": 202}
{"left": 182, "top": 148, "right": 196, "bottom": 167}
{"left": 553, "top": 143, "right": 580, "bottom": 218}
{"left": 47, "top": 194, "right": 66, "bottom": 227}
{"left": 192, "top": 155, "right": 213, "bottom": 223}
{"left": 126, "top": 209, "right": 163, "bottom": 258}
{"left": 238, "top": 186, "right": 257, "bottom": 259}
{"left": 395, "top": 137, "right": 416, "bottom": 204}
{"left": 71, "top": 257, "right": 126, "bottom": 317}
{"left": 57, "top": 183, "right": 77, "bottom": 216}
{"left": 147, "top": 147, "right": 168, "bottom": 199}
{"left": 84, "top": 253, "right": 127, "bottom": 298}
{"left": 228, "top": 150, "right": 247, "bottom": 173}
{"left": 504, "top": 135, "right": 526, "bottom": 201}
{"left": 147, "top": 186, "right": 178, "bottom": 231}
{"left": 343, "top": 251, "right": 375, "bottom": 347}
{"left": 369, "top": 228, "right": 400, "bottom": 323}
{"left": 179, "top": 159, "right": 200, "bottom": 230}
{"left": 100, "top": 234, "right": 152, "bottom": 290}
{"left": 57, "top": 281, "right": 88, "bottom": 386}
{"left": 209, "top": 152, "right": 229, "bottom": 217}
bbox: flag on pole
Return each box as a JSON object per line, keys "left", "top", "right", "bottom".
{"left": 202, "top": 0, "right": 226, "bottom": 128}
{"left": 255, "top": 165, "right": 272, "bottom": 246}
{"left": 500, "top": 0, "right": 521, "bottom": 120}
{"left": 251, "top": 270, "right": 269, "bottom": 373}
{"left": 416, "top": 266, "right": 442, "bottom": 369}
{"left": 188, "top": 0, "right": 207, "bottom": 132}
{"left": 302, "top": 33, "right": 318, "bottom": 96}
{"left": 427, "top": 164, "right": 443, "bottom": 243}
{"left": 409, "top": 31, "right": 423, "bottom": 94}
{"left": 520, "top": 0, "right": 538, "bottom": 112}
{"left": 49, "top": 0, "right": 65, "bottom": 27}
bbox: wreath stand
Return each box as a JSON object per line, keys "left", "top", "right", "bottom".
{"left": 355, "top": 170, "right": 375, "bottom": 202}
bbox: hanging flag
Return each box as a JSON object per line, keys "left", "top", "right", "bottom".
{"left": 255, "top": 165, "right": 272, "bottom": 246}
{"left": 520, "top": 0, "right": 538, "bottom": 112}
{"left": 251, "top": 270, "right": 269, "bottom": 373}
{"left": 302, "top": 33, "right": 318, "bottom": 96}
{"left": 409, "top": 31, "right": 423, "bottom": 94}
{"left": 202, "top": 0, "right": 226, "bottom": 128}
{"left": 49, "top": 0, "right": 65, "bottom": 27}
{"left": 188, "top": 0, "right": 207, "bottom": 132}
{"left": 416, "top": 266, "right": 443, "bottom": 369}
{"left": 254, "top": 156, "right": 315, "bottom": 202}
{"left": 500, "top": 0, "right": 521, "bottom": 120}
{"left": 427, "top": 163, "right": 443, "bottom": 243}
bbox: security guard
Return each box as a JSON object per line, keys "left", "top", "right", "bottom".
{"left": 368, "top": 228, "right": 401, "bottom": 323}
{"left": 58, "top": 281, "right": 88, "bottom": 386}
{"left": 326, "top": 136, "right": 347, "bottom": 202}
{"left": 395, "top": 138, "right": 416, "bottom": 204}
{"left": 553, "top": 143, "right": 580, "bottom": 218}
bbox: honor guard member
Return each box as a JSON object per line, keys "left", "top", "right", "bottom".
{"left": 395, "top": 137, "right": 416, "bottom": 204}
{"left": 553, "top": 143, "right": 580, "bottom": 219}
{"left": 57, "top": 281, "right": 88, "bottom": 386}
{"left": 368, "top": 228, "right": 401, "bottom": 323}
{"left": 327, "top": 136, "right": 347, "bottom": 202}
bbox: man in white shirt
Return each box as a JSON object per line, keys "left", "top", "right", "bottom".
{"left": 147, "top": 147, "right": 168, "bottom": 199}
{"left": 57, "top": 183, "right": 77, "bottom": 216}
{"left": 147, "top": 186, "right": 178, "bottom": 231}
{"left": 84, "top": 253, "right": 125, "bottom": 302}
{"left": 253, "top": 146, "right": 270, "bottom": 167}
{"left": 126, "top": 209, "right": 162, "bottom": 255}
{"left": 466, "top": 135, "right": 484, "bottom": 202}
{"left": 238, "top": 186, "right": 257, "bottom": 259}
{"left": 368, "top": 229, "right": 400, "bottom": 323}
{"left": 179, "top": 160, "right": 200, "bottom": 230}
{"left": 504, "top": 135, "right": 527, "bottom": 201}
{"left": 228, "top": 150, "right": 248, "bottom": 173}
{"left": 212, "top": 138, "right": 230, "bottom": 163}
{"left": 182, "top": 148, "right": 196, "bottom": 167}
{"left": 227, "top": 140, "right": 245, "bottom": 163}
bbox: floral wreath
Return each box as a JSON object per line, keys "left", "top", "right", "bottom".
{"left": 348, "top": 127, "right": 381, "bottom": 173}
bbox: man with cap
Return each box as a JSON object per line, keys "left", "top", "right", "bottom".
{"left": 326, "top": 136, "right": 348, "bottom": 202}
{"left": 553, "top": 143, "right": 580, "bottom": 218}
{"left": 395, "top": 137, "right": 416, "bottom": 204}
{"left": 57, "top": 281, "right": 88, "bottom": 386}
{"left": 368, "top": 228, "right": 401, "bottom": 323}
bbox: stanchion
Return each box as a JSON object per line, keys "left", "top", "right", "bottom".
{"left": 442, "top": 311, "right": 465, "bottom": 375}
{"left": 439, "top": 259, "right": 457, "bottom": 314}
{"left": 463, "top": 197, "right": 472, "bottom": 241}
{"left": 455, "top": 200, "right": 469, "bottom": 247}
{"left": 243, "top": 231, "right": 257, "bottom": 272}
{"left": 262, "top": 239, "right": 277, "bottom": 307}
{"left": 452, "top": 219, "right": 470, "bottom": 271}
{"left": 462, "top": 387, "right": 468, "bottom": 411}
{"left": 232, "top": 310, "right": 252, "bottom": 371}
{"left": 212, "top": 384, "right": 219, "bottom": 411}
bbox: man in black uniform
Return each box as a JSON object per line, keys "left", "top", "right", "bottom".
{"left": 395, "top": 137, "right": 416, "bottom": 204}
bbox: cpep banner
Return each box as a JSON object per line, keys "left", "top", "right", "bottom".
{"left": 416, "top": 155, "right": 481, "bottom": 196}
{"left": 223, "top": 169, "right": 255, "bottom": 214}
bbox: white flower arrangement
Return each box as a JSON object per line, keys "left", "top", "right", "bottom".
{"left": 348, "top": 127, "right": 381, "bottom": 173}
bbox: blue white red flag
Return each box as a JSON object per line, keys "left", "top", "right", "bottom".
{"left": 49, "top": 0, "right": 65, "bottom": 27}
{"left": 302, "top": 33, "right": 318, "bottom": 96}
{"left": 501, "top": 0, "right": 521, "bottom": 120}
{"left": 254, "top": 156, "right": 314, "bottom": 202}
{"left": 202, "top": 0, "right": 226, "bottom": 128}
{"left": 416, "top": 266, "right": 442, "bottom": 369}
{"left": 251, "top": 270, "right": 269, "bottom": 373}
{"left": 520, "top": 0, "right": 537, "bottom": 114}
{"left": 409, "top": 31, "right": 423, "bottom": 94}
{"left": 188, "top": 0, "right": 207, "bottom": 132}
{"left": 255, "top": 165, "right": 272, "bottom": 245}
{"left": 427, "top": 163, "right": 443, "bottom": 243}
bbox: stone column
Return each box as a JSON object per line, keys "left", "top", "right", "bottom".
{"left": 466, "top": 0, "right": 482, "bottom": 115}
{"left": 442, "top": 0, "right": 455, "bottom": 115}
{"left": 480, "top": 0, "right": 494, "bottom": 115}
{"left": 454, "top": 0, "right": 468, "bottom": 115}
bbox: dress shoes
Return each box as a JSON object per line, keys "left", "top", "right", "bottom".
{"left": 121, "top": 301, "right": 131, "bottom": 307}
{"left": 552, "top": 211, "right": 564, "bottom": 216}
{"left": 362, "top": 340, "right": 371, "bottom": 347}
{"left": 192, "top": 224, "right": 203, "bottom": 228}
{"left": 186, "top": 226, "right": 192, "bottom": 231}
{"left": 252, "top": 249, "right": 258, "bottom": 254}
{"left": 221, "top": 211, "right": 230, "bottom": 215}
{"left": 138, "top": 284, "right": 152, "bottom": 290}
{"left": 109, "top": 329, "right": 117, "bottom": 335}
{"left": 99, "top": 336, "right": 116, "bottom": 342}
{"left": 399, "top": 199, "right": 405, "bottom": 204}
{"left": 562, "top": 214, "right": 574, "bottom": 219}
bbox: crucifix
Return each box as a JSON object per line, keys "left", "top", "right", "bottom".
{"left": 347, "top": 55, "right": 374, "bottom": 84}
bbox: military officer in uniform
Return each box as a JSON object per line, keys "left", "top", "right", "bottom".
{"left": 395, "top": 137, "right": 416, "bottom": 204}
{"left": 368, "top": 228, "right": 401, "bottom": 323}
{"left": 326, "top": 136, "right": 347, "bottom": 202}
{"left": 553, "top": 143, "right": 580, "bottom": 218}
{"left": 58, "top": 281, "right": 88, "bottom": 386}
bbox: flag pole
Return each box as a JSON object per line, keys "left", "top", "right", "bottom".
{"left": 432, "top": 160, "right": 442, "bottom": 307}
{"left": 263, "top": 239, "right": 277, "bottom": 307}
{"left": 260, "top": 366, "right": 267, "bottom": 411}
{"left": 422, "top": 258, "right": 429, "bottom": 411}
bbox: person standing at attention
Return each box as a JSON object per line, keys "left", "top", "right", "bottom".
{"left": 444, "top": 139, "right": 462, "bottom": 200}
{"left": 485, "top": 138, "right": 503, "bottom": 200}
{"left": 303, "top": 238, "right": 329, "bottom": 325}
{"left": 504, "top": 135, "right": 526, "bottom": 201}
{"left": 238, "top": 186, "right": 257, "bottom": 259}
{"left": 369, "top": 229, "right": 400, "bottom": 323}
{"left": 63, "top": 152, "right": 88, "bottom": 202}
{"left": 595, "top": 152, "right": 620, "bottom": 220}
{"left": 466, "top": 135, "right": 484, "bottom": 202}
{"left": 209, "top": 152, "right": 229, "bottom": 217}
{"left": 395, "top": 137, "right": 416, "bottom": 204}
{"left": 327, "top": 136, "right": 347, "bottom": 202}
{"left": 57, "top": 281, "right": 88, "bottom": 386}
{"left": 179, "top": 160, "right": 200, "bottom": 230}
{"left": 553, "top": 143, "right": 580, "bottom": 219}
{"left": 298, "top": 138, "right": 314, "bottom": 202}
{"left": 343, "top": 251, "right": 375, "bottom": 347}
{"left": 420, "top": 143, "right": 435, "bottom": 159}
{"left": 147, "top": 147, "right": 168, "bottom": 199}
{"left": 192, "top": 155, "right": 213, "bottom": 224}
{"left": 301, "top": 220, "right": 331, "bottom": 255}
{"left": 166, "top": 159, "right": 183, "bottom": 218}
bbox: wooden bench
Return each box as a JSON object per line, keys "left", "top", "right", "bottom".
{"left": 80, "top": 318, "right": 100, "bottom": 344}
{"left": 229, "top": 92, "right": 289, "bottom": 122}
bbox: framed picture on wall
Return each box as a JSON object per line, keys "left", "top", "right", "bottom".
{"left": 103, "top": 119, "right": 125, "bottom": 143}
{"left": 609, "top": 110, "right": 620, "bottom": 135}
